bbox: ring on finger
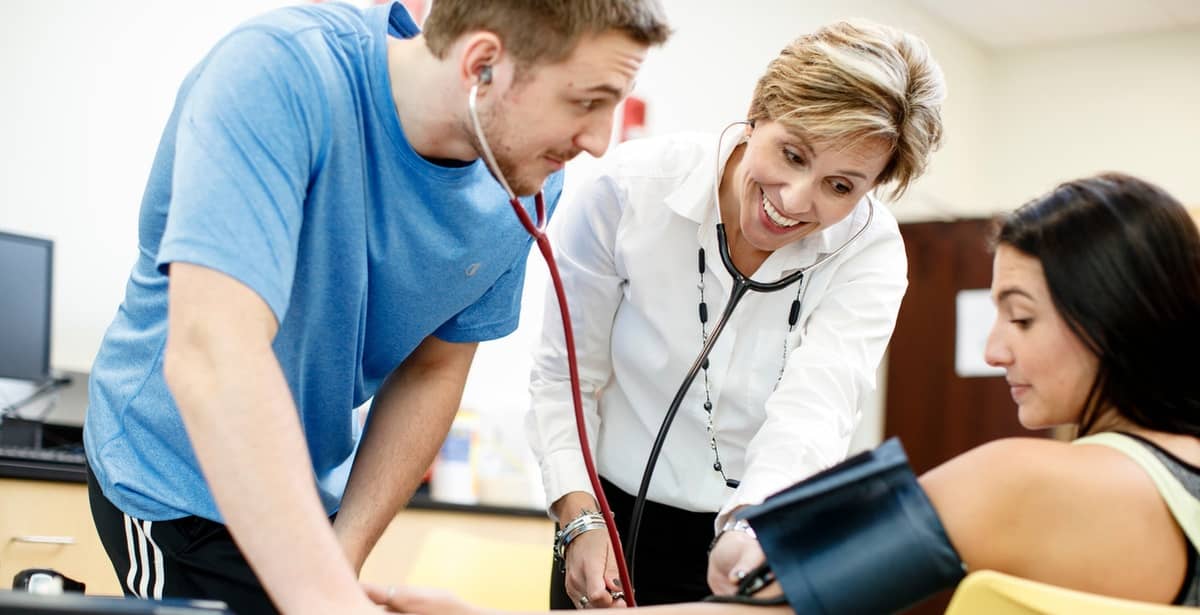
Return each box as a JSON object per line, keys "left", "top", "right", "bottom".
{"left": 579, "top": 595, "right": 590, "bottom": 607}
{"left": 610, "top": 590, "right": 625, "bottom": 602}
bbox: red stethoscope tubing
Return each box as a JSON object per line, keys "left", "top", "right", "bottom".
{"left": 506, "top": 192, "right": 637, "bottom": 606}
{"left": 470, "top": 75, "right": 634, "bottom": 604}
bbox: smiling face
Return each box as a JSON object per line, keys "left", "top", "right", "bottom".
{"left": 985, "top": 244, "right": 1101, "bottom": 429}
{"left": 474, "top": 30, "right": 647, "bottom": 196}
{"left": 721, "top": 120, "right": 891, "bottom": 260}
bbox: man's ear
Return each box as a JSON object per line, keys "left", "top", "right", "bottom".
{"left": 458, "top": 31, "right": 503, "bottom": 89}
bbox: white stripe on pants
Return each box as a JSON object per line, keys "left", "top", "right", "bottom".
{"left": 123, "top": 514, "right": 166, "bottom": 599}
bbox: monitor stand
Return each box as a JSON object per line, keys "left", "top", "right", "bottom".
{"left": 0, "top": 370, "right": 85, "bottom": 448}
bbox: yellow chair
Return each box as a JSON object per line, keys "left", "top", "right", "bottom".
{"left": 945, "top": 570, "right": 1200, "bottom": 614}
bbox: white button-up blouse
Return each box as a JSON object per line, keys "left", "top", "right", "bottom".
{"left": 525, "top": 131, "right": 907, "bottom": 529}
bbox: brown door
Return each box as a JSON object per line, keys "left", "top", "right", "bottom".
{"left": 885, "top": 219, "right": 1051, "bottom": 614}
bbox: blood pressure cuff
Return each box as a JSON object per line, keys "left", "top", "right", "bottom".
{"left": 738, "top": 438, "right": 965, "bottom": 614}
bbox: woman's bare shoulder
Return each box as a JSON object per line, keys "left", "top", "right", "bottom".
{"left": 919, "top": 436, "right": 1188, "bottom": 602}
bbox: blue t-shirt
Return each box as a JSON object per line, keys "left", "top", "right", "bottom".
{"left": 84, "top": 1, "right": 563, "bottom": 522}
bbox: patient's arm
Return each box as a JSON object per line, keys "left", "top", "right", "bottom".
{"left": 365, "top": 584, "right": 789, "bottom": 614}
{"left": 920, "top": 436, "right": 1187, "bottom": 603}
{"left": 365, "top": 436, "right": 1190, "bottom": 614}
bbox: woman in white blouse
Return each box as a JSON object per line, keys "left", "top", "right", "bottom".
{"left": 525, "top": 20, "right": 947, "bottom": 608}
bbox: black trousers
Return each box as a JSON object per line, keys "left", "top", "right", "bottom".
{"left": 87, "top": 463, "right": 280, "bottom": 615}
{"left": 549, "top": 477, "right": 717, "bottom": 608}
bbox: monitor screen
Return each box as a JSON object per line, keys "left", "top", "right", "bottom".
{"left": 0, "top": 230, "right": 53, "bottom": 382}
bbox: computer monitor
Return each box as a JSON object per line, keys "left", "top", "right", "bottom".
{"left": 0, "top": 230, "right": 53, "bottom": 383}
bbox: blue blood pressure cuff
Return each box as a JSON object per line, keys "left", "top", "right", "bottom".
{"left": 738, "top": 438, "right": 965, "bottom": 614}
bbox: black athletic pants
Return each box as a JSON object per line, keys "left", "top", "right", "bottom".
{"left": 87, "top": 463, "right": 282, "bottom": 615}
{"left": 549, "top": 477, "right": 717, "bottom": 608}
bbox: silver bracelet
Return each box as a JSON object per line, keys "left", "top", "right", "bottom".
{"left": 554, "top": 510, "right": 607, "bottom": 560}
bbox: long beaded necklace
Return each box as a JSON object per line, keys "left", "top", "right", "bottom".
{"left": 697, "top": 247, "right": 805, "bottom": 489}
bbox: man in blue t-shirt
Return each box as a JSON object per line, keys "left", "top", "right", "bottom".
{"left": 83, "top": 2, "right": 669, "bottom": 613}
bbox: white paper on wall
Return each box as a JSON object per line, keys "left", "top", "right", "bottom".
{"left": 955, "top": 289, "right": 1005, "bottom": 378}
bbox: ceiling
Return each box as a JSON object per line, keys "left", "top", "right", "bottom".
{"left": 910, "top": 0, "right": 1200, "bottom": 49}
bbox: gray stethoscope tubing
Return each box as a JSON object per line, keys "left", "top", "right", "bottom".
{"left": 468, "top": 72, "right": 518, "bottom": 202}
{"left": 468, "top": 75, "right": 639, "bottom": 603}
{"left": 624, "top": 121, "right": 876, "bottom": 579}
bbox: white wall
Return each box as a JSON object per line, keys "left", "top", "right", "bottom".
{"left": 1, "top": 2, "right": 1195, "bottom": 454}
{"left": 0, "top": 0, "right": 293, "bottom": 371}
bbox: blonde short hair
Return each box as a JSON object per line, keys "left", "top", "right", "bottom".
{"left": 747, "top": 20, "right": 946, "bottom": 201}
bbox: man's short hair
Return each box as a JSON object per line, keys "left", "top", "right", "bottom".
{"left": 423, "top": 0, "right": 671, "bottom": 68}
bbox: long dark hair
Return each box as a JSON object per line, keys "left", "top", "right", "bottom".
{"left": 996, "top": 173, "right": 1200, "bottom": 437}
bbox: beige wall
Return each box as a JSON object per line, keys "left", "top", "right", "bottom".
{"left": 980, "top": 29, "right": 1200, "bottom": 218}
